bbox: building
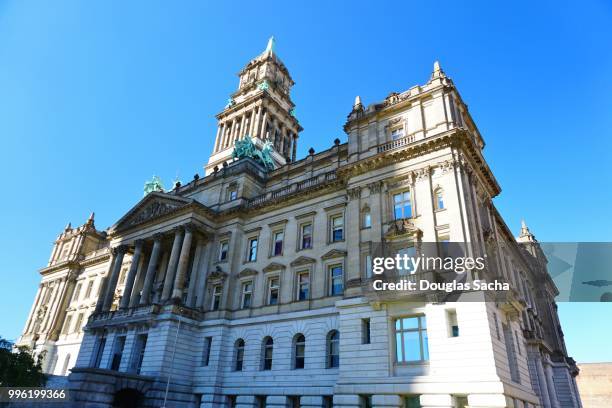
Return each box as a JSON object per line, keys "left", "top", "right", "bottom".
{"left": 17, "top": 38, "right": 582, "bottom": 408}
{"left": 575, "top": 363, "right": 612, "bottom": 408}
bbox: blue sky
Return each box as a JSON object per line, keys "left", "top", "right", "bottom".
{"left": 0, "top": 1, "right": 610, "bottom": 362}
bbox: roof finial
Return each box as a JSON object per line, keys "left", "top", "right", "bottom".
{"left": 87, "top": 212, "right": 95, "bottom": 226}
{"left": 354, "top": 95, "right": 362, "bottom": 107}
{"left": 65, "top": 222, "right": 72, "bottom": 231}
{"left": 265, "top": 36, "right": 275, "bottom": 54}
{"left": 431, "top": 60, "right": 446, "bottom": 79}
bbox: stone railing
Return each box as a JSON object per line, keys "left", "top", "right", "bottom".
{"left": 89, "top": 304, "right": 159, "bottom": 323}
{"left": 246, "top": 170, "right": 338, "bottom": 209}
{"left": 377, "top": 134, "right": 416, "bottom": 153}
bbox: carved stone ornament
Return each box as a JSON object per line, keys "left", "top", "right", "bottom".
{"left": 384, "top": 92, "right": 402, "bottom": 106}
{"left": 367, "top": 181, "right": 383, "bottom": 194}
{"left": 129, "top": 201, "right": 180, "bottom": 227}
{"left": 347, "top": 187, "right": 362, "bottom": 200}
{"left": 321, "top": 249, "right": 347, "bottom": 260}
{"left": 207, "top": 267, "right": 228, "bottom": 282}
{"left": 384, "top": 219, "right": 422, "bottom": 239}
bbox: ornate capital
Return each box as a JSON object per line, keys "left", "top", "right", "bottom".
{"left": 347, "top": 187, "right": 362, "bottom": 200}
{"left": 367, "top": 181, "right": 383, "bottom": 194}
{"left": 152, "top": 232, "right": 165, "bottom": 242}
{"left": 113, "top": 245, "right": 128, "bottom": 255}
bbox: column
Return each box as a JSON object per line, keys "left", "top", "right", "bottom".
{"left": 119, "top": 240, "right": 143, "bottom": 309}
{"left": 214, "top": 124, "right": 223, "bottom": 152}
{"left": 345, "top": 189, "right": 361, "bottom": 297}
{"left": 333, "top": 395, "right": 360, "bottom": 408}
{"left": 172, "top": 226, "right": 194, "bottom": 301}
{"left": 129, "top": 251, "right": 147, "bottom": 307}
{"left": 248, "top": 108, "right": 257, "bottom": 136}
{"left": 253, "top": 106, "right": 261, "bottom": 138}
{"left": 102, "top": 246, "right": 127, "bottom": 311}
{"left": 196, "top": 243, "right": 212, "bottom": 309}
{"left": 239, "top": 115, "right": 246, "bottom": 139}
{"left": 292, "top": 134, "right": 297, "bottom": 162}
{"left": 236, "top": 395, "right": 256, "bottom": 408}
{"left": 265, "top": 396, "right": 289, "bottom": 408}
{"left": 260, "top": 109, "right": 268, "bottom": 140}
{"left": 186, "top": 238, "right": 204, "bottom": 307}
{"left": 300, "top": 396, "right": 323, "bottom": 408}
{"left": 24, "top": 285, "right": 44, "bottom": 334}
{"left": 140, "top": 235, "right": 163, "bottom": 305}
{"left": 418, "top": 394, "right": 453, "bottom": 408}
{"left": 545, "top": 360, "right": 561, "bottom": 408}
{"left": 161, "top": 228, "right": 184, "bottom": 301}
{"left": 536, "top": 356, "right": 553, "bottom": 408}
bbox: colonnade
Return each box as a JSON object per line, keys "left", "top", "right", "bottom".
{"left": 213, "top": 104, "right": 298, "bottom": 162}
{"left": 96, "top": 225, "right": 209, "bottom": 313}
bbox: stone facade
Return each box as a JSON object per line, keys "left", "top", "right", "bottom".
{"left": 17, "top": 41, "right": 582, "bottom": 408}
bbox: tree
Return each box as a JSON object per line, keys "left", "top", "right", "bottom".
{"left": 0, "top": 337, "right": 46, "bottom": 387}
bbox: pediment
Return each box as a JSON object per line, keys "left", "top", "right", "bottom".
{"left": 238, "top": 268, "right": 258, "bottom": 278}
{"left": 207, "top": 267, "right": 227, "bottom": 282}
{"left": 263, "top": 262, "right": 285, "bottom": 272}
{"left": 113, "top": 192, "right": 194, "bottom": 231}
{"left": 321, "top": 249, "right": 347, "bottom": 260}
{"left": 290, "top": 256, "right": 316, "bottom": 266}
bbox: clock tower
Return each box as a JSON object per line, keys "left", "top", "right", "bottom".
{"left": 205, "top": 37, "right": 302, "bottom": 175}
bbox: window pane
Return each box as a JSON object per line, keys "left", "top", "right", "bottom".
{"left": 403, "top": 331, "right": 421, "bottom": 361}
{"left": 422, "top": 331, "right": 429, "bottom": 360}
{"left": 402, "top": 317, "right": 419, "bottom": 329}
{"left": 396, "top": 332, "right": 403, "bottom": 361}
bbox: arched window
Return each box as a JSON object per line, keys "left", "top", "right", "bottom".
{"left": 362, "top": 206, "right": 371, "bottom": 229}
{"left": 262, "top": 337, "right": 273, "bottom": 370}
{"left": 234, "top": 339, "right": 245, "bottom": 371}
{"left": 61, "top": 354, "right": 71, "bottom": 376}
{"left": 293, "top": 334, "right": 305, "bottom": 369}
{"left": 327, "top": 330, "right": 340, "bottom": 368}
{"left": 434, "top": 188, "right": 444, "bottom": 210}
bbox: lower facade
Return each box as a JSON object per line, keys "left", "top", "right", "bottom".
{"left": 63, "top": 298, "right": 580, "bottom": 408}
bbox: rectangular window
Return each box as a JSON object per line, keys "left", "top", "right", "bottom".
{"left": 329, "top": 264, "right": 344, "bottom": 296}
{"left": 73, "top": 313, "right": 84, "bottom": 333}
{"left": 365, "top": 255, "right": 373, "bottom": 278}
{"left": 360, "top": 395, "right": 372, "bottom": 408}
{"left": 493, "top": 312, "right": 501, "bottom": 340}
{"left": 393, "top": 191, "right": 412, "bottom": 219}
{"left": 331, "top": 215, "right": 344, "bottom": 242}
{"left": 404, "top": 396, "right": 421, "bottom": 408}
{"left": 84, "top": 280, "right": 94, "bottom": 299}
{"left": 454, "top": 396, "right": 468, "bottom": 408}
{"left": 363, "top": 211, "right": 371, "bottom": 228}
{"left": 300, "top": 223, "right": 313, "bottom": 249}
{"left": 256, "top": 396, "right": 267, "bottom": 408}
{"left": 241, "top": 281, "right": 253, "bottom": 309}
{"left": 131, "top": 334, "right": 148, "bottom": 374}
{"left": 228, "top": 186, "right": 238, "bottom": 201}
{"left": 248, "top": 237, "right": 258, "bottom": 262}
{"left": 397, "top": 247, "right": 417, "bottom": 275}
{"left": 395, "top": 316, "right": 429, "bottom": 363}
{"left": 227, "top": 395, "right": 236, "bottom": 408}
{"left": 447, "top": 310, "right": 459, "bottom": 337}
{"left": 323, "top": 396, "right": 333, "bottom": 408}
{"left": 92, "top": 336, "right": 106, "bottom": 368}
{"left": 202, "top": 337, "right": 212, "bottom": 366}
{"left": 289, "top": 396, "right": 300, "bottom": 408}
{"left": 211, "top": 285, "right": 222, "bottom": 311}
{"left": 72, "top": 283, "right": 82, "bottom": 302}
{"left": 219, "top": 241, "right": 229, "bottom": 261}
{"left": 297, "top": 271, "right": 309, "bottom": 301}
{"left": 62, "top": 315, "right": 72, "bottom": 335}
{"left": 503, "top": 323, "right": 520, "bottom": 383}
{"left": 110, "top": 335, "right": 126, "bottom": 371}
{"left": 362, "top": 318, "right": 371, "bottom": 344}
{"left": 272, "top": 231, "right": 284, "bottom": 256}
{"left": 391, "top": 128, "right": 404, "bottom": 140}
{"left": 267, "top": 277, "right": 280, "bottom": 305}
